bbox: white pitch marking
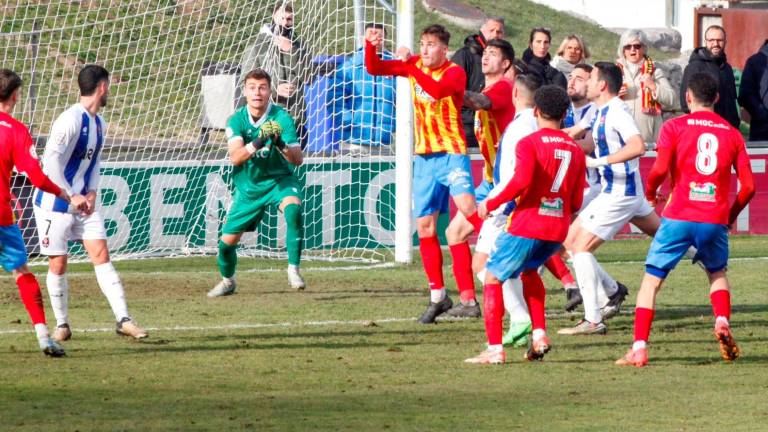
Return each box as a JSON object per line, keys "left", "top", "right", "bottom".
{"left": 0, "top": 310, "right": 609, "bottom": 336}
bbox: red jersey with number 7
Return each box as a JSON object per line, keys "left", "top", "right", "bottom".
{"left": 484, "top": 128, "right": 586, "bottom": 242}
{"left": 653, "top": 111, "right": 750, "bottom": 225}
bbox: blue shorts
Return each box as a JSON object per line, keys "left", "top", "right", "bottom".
{"left": 486, "top": 233, "right": 561, "bottom": 282}
{"left": 0, "top": 224, "right": 28, "bottom": 272}
{"left": 413, "top": 153, "right": 475, "bottom": 218}
{"left": 474, "top": 179, "right": 493, "bottom": 202}
{"left": 645, "top": 218, "right": 729, "bottom": 279}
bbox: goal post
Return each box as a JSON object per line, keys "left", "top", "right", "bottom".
{"left": 0, "top": 0, "right": 414, "bottom": 265}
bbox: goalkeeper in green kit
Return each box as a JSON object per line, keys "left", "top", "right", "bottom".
{"left": 208, "top": 68, "right": 306, "bottom": 297}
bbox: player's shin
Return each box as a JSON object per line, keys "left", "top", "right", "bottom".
{"left": 521, "top": 271, "right": 546, "bottom": 332}
{"left": 284, "top": 204, "right": 303, "bottom": 267}
{"left": 483, "top": 282, "right": 504, "bottom": 346}
{"left": 543, "top": 254, "right": 576, "bottom": 288}
{"left": 16, "top": 273, "right": 47, "bottom": 326}
{"left": 46, "top": 271, "right": 69, "bottom": 326}
{"left": 418, "top": 236, "right": 445, "bottom": 292}
{"left": 572, "top": 252, "right": 602, "bottom": 323}
{"left": 94, "top": 262, "right": 129, "bottom": 321}
{"left": 449, "top": 242, "right": 476, "bottom": 302}
{"left": 710, "top": 288, "right": 731, "bottom": 323}
{"left": 217, "top": 240, "right": 238, "bottom": 279}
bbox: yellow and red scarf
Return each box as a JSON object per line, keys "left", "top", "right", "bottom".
{"left": 618, "top": 57, "right": 662, "bottom": 115}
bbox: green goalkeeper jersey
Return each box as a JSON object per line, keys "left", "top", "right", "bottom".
{"left": 225, "top": 104, "right": 300, "bottom": 195}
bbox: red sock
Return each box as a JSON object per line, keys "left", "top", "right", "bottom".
{"left": 16, "top": 273, "right": 46, "bottom": 325}
{"left": 521, "top": 270, "right": 546, "bottom": 331}
{"left": 449, "top": 242, "right": 476, "bottom": 302}
{"left": 710, "top": 290, "right": 731, "bottom": 320}
{"left": 483, "top": 282, "right": 504, "bottom": 345}
{"left": 418, "top": 236, "right": 444, "bottom": 290}
{"left": 544, "top": 254, "right": 575, "bottom": 286}
{"left": 634, "top": 307, "right": 655, "bottom": 343}
{"left": 465, "top": 211, "right": 484, "bottom": 234}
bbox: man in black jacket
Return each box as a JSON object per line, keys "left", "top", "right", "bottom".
{"left": 451, "top": 17, "right": 506, "bottom": 148}
{"left": 680, "top": 25, "right": 739, "bottom": 127}
{"left": 739, "top": 39, "right": 768, "bottom": 141}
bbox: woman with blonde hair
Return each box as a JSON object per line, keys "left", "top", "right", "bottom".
{"left": 615, "top": 29, "right": 676, "bottom": 144}
{"left": 550, "top": 34, "right": 590, "bottom": 76}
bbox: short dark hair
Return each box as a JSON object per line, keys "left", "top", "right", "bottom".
{"left": 512, "top": 58, "right": 529, "bottom": 76}
{"left": 515, "top": 73, "right": 543, "bottom": 94}
{"left": 705, "top": 25, "right": 726, "bottom": 39}
{"left": 687, "top": 72, "right": 718, "bottom": 106}
{"left": 534, "top": 85, "right": 571, "bottom": 120}
{"left": 486, "top": 39, "right": 515, "bottom": 66}
{"left": 421, "top": 24, "right": 450, "bottom": 46}
{"left": 365, "top": 22, "right": 386, "bottom": 34}
{"left": 529, "top": 27, "right": 552, "bottom": 44}
{"left": 593, "top": 61, "right": 622, "bottom": 94}
{"left": 0, "top": 69, "right": 22, "bottom": 102}
{"left": 573, "top": 63, "right": 593, "bottom": 74}
{"left": 273, "top": 1, "right": 293, "bottom": 14}
{"left": 78, "top": 65, "right": 109, "bottom": 96}
{"left": 244, "top": 68, "right": 272, "bottom": 86}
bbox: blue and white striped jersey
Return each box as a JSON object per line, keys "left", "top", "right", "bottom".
{"left": 35, "top": 104, "right": 105, "bottom": 213}
{"left": 580, "top": 97, "right": 643, "bottom": 197}
{"left": 565, "top": 102, "right": 600, "bottom": 187}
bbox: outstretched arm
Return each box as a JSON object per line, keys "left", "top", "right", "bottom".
{"left": 365, "top": 39, "right": 407, "bottom": 77}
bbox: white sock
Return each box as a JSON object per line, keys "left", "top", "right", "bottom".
{"left": 476, "top": 269, "right": 486, "bottom": 284}
{"left": 532, "top": 328, "right": 546, "bottom": 341}
{"left": 430, "top": 288, "right": 446, "bottom": 303}
{"left": 716, "top": 316, "right": 729, "bottom": 326}
{"left": 223, "top": 276, "right": 235, "bottom": 286}
{"left": 595, "top": 262, "right": 618, "bottom": 307}
{"left": 683, "top": 246, "right": 697, "bottom": 260}
{"left": 34, "top": 323, "right": 49, "bottom": 345}
{"left": 632, "top": 340, "right": 647, "bottom": 351}
{"left": 288, "top": 264, "right": 299, "bottom": 272}
{"left": 487, "top": 344, "right": 503, "bottom": 352}
{"left": 573, "top": 252, "right": 602, "bottom": 323}
{"left": 46, "top": 272, "right": 69, "bottom": 327}
{"left": 502, "top": 277, "right": 530, "bottom": 323}
{"left": 94, "top": 262, "right": 130, "bottom": 322}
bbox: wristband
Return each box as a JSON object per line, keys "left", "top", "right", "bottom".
{"left": 586, "top": 156, "right": 609, "bottom": 168}
{"left": 244, "top": 143, "right": 257, "bottom": 155}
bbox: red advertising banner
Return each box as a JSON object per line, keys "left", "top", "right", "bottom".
{"left": 465, "top": 149, "right": 768, "bottom": 235}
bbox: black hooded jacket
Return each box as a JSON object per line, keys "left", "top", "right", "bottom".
{"left": 522, "top": 48, "right": 567, "bottom": 89}
{"left": 739, "top": 40, "right": 768, "bottom": 141}
{"left": 680, "top": 47, "right": 739, "bottom": 127}
{"left": 451, "top": 33, "right": 487, "bottom": 145}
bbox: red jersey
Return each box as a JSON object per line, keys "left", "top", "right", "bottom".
{"left": 0, "top": 112, "right": 61, "bottom": 226}
{"left": 649, "top": 111, "right": 752, "bottom": 225}
{"left": 485, "top": 128, "right": 586, "bottom": 242}
{"left": 475, "top": 78, "right": 515, "bottom": 183}
{"left": 365, "top": 41, "right": 467, "bottom": 154}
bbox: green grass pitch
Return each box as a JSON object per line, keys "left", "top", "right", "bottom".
{"left": 0, "top": 236, "right": 767, "bottom": 431}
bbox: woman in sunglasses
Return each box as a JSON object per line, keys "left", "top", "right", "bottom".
{"left": 616, "top": 29, "right": 676, "bottom": 145}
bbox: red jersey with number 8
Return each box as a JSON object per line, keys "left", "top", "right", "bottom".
{"left": 655, "top": 111, "right": 749, "bottom": 225}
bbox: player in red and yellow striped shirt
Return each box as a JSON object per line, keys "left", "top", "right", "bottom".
{"left": 366, "top": 24, "right": 484, "bottom": 323}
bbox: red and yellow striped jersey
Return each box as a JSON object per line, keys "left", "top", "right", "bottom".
{"left": 409, "top": 59, "right": 466, "bottom": 155}
{"left": 474, "top": 78, "right": 515, "bottom": 183}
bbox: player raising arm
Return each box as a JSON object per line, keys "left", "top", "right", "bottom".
{"left": 366, "top": 24, "right": 485, "bottom": 324}
{"left": 0, "top": 69, "right": 83, "bottom": 356}
{"left": 616, "top": 73, "right": 755, "bottom": 367}
{"left": 34, "top": 65, "right": 148, "bottom": 342}
{"left": 208, "top": 68, "right": 306, "bottom": 297}
{"left": 466, "top": 86, "right": 586, "bottom": 364}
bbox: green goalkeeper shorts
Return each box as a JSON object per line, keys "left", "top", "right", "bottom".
{"left": 222, "top": 175, "right": 302, "bottom": 235}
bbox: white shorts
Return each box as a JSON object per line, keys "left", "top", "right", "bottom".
{"left": 475, "top": 212, "right": 507, "bottom": 255}
{"left": 579, "top": 183, "right": 602, "bottom": 214}
{"left": 33, "top": 207, "right": 107, "bottom": 256}
{"left": 578, "top": 193, "right": 654, "bottom": 241}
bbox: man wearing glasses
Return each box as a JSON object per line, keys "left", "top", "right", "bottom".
{"left": 680, "top": 25, "right": 739, "bottom": 128}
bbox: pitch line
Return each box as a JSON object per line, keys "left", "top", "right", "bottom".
{"left": 0, "top": 310, "right": 607, "bottom": 336}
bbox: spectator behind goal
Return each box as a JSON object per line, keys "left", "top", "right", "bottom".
{"left": 327, "top": 22, "right": 396, "bottom": 155}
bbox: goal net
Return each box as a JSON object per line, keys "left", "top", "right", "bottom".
{"left": 2, "top": 0, "right": 400, "bottom": 264}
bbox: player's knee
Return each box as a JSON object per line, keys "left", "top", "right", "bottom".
{"left": 283, "top": 203, "right": 302, "bottom": 229}
{"left": 471, "top": 257, "right": 486, "bottom": 275}
{"left": 218, "top": 240, "right": 237, "bottom": 255}
{"left": 48, "top": 256, "right": 68, "bottom": 275}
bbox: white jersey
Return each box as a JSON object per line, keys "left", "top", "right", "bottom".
{"left": 35, "top": 104, "right": 105, "bottom": 213}
{"left": 567, "top": 102, "right": 600, "bottom": 187}
{"left": 579, "top": 97, "right": 643, "bottom": 197}
{"left": 487, "top": 108, "right": 538, "bottom": 214}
